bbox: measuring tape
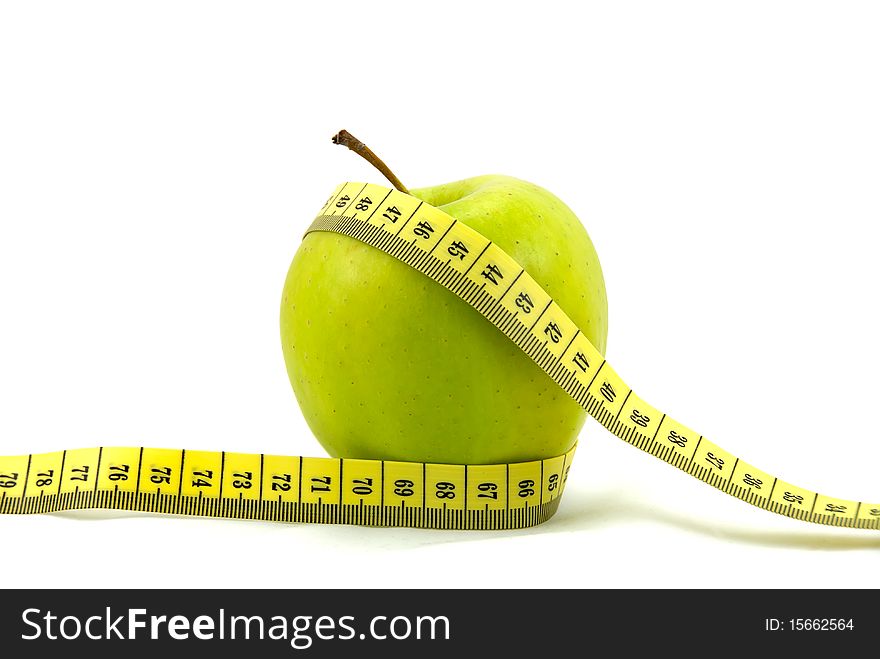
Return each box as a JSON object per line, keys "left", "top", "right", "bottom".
{"left": 2, "top": 182, "right": 877, "bottom": 530}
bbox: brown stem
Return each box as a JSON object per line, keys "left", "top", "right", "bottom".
{"left": 331, "top": 129, "right": 409, "bottom": 194}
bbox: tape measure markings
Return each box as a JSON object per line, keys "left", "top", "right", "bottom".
{"left": 2, "top": 181, "right": 878, "bottom": 530}
{"left": 0, "top": 444, "right": 574, "bottom": 530}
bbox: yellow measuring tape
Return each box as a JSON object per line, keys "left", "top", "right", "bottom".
{"left": 2, "top": 182, "right": 877, "bottom": 530}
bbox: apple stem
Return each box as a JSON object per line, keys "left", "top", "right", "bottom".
{"left": 331, "top": 130, "right": 410, "bottom": 194}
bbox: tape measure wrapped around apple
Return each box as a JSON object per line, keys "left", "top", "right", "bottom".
{"left": 1, "top": 131, "right": 877, "bottom": 530}
{"left": 281, "top": 130, "right": 880, "bottom": 529}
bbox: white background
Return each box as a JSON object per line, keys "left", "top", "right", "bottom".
{"left": 1, "top": 1, "right": 879, "bottom": 589}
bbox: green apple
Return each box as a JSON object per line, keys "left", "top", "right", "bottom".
{"left": 280, "top": 131, "right": 607, "bottom": 464}
{"left": 280, "top": 171, "right": 608, "bottom": 465}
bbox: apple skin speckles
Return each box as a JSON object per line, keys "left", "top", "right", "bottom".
{"left": 280, "top": 175, "right": 608, "bottom": 464}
